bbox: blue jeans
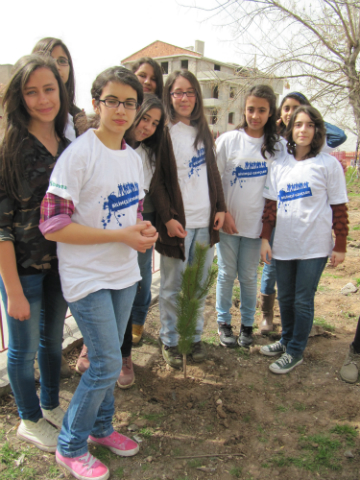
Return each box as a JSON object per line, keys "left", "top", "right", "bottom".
{"left": 216, "top": 233, "right": 261, "bottom": 327}
{"left": 131, "top": 211, "right": 155, "bottom": 327}
{"left": 260, "top": 229, "right": 276, "bottom": 295}
{"left": 159, "top": 227, "right": 214, "bottom": 347}
{"left": 57, "top": 285, "right": 137, "bottom": 458}
{"left": 276, "top": 257, "right": 327, "bottom": 358}
{"left": 1, "top": 270, "right": 67, "bottom": 421}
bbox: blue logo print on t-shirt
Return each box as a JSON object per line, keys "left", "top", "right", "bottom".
{"left": 102, "top": 183, "right": 139, "bottom": 228}
{"left": 278, "top": 182, "right": 312, "bottom": 212}
{"left": 231, "top": 161, "right": 268, "bottom": 187}
{"left": 188, "top": 147, "right": 206, "bottom": 178}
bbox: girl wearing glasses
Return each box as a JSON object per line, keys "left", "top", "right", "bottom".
{"left": 40, "top": 67, "right": 157, "bottom": 480}
{"left": 32, "top": 38, "right": 83, "bottom": 142}
{"left": 151, "top": 70, "right": 226, "bottom": 368}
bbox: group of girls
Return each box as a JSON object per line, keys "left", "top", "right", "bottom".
{"left": 0, "top": 34, "right": 349, "bottom": 480}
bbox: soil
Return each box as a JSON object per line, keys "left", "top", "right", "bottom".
{"left": 1, "top": 184, "right": 360, "bottom": 480}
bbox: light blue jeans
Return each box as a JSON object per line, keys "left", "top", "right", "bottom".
{"left": 159, "top": 227, "right": 214, "bottom": 347}
{"left": 216, "top": 233, "right": 261, "bottom": 327}
{"left": 260, "top": 229, "right": 277, "bottom": 295}
{"left": 276, "top": 257, "right": 327, "bottom": 358}
{"left": 0, "top": 270, "right": 67, "bottom": 422}
{"left": 57, "top": 284, "right": 137, "bottom": 458}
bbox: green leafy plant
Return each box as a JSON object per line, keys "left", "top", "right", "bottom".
{"left": 176, "top": 242, "right": 217, "bottom": 377}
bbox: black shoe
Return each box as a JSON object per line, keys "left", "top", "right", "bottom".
{"left": 238, "top": 325, "right": 253, "bottom": 348}
{"left": 190, "top": 342, "right": 206, "bottom": 362}
{"left": 218, "top": 323, "right": 237, "bottom": 348}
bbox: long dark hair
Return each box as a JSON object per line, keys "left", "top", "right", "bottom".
{"left": 277, "top": 92, "right": 311, "bottom": 137}
{"left": 125, "top": 94, "right": 165, "bottom": 168}
{"left": 286, "top": 105, "right": 326, "bottom": 160}
{"left": 32, "top": 37, "right": 77, "bottom": 114}
{"left": 163, "top": 69, "right": 214, "bottom": 158}
{"left": 237, "top": 84, "right": 278, "bottom": 159}
{"left": 0, "top": 54, "right": 68, "bottom": 201}
{"left": 131, "top": 57, "right": 163, "bottom": 100}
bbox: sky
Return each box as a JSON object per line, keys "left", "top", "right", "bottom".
{"left": 2, "top": 0, "right": 239, "bottom": 109}
{"left": 1, "top": 0, "right": 356, "bottom": 149}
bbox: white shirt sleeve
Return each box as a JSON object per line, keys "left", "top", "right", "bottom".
{"left": 215, "top": 134, "right": 228, "bottom": 177}
{"left": 263, "top": 161, "right": 278, "bottom": 201}
{"left": 48, "top": 139, "right": 89, "bottom": 205}
{"left": 325, "top": 155, "right": 348, "bottom": 205}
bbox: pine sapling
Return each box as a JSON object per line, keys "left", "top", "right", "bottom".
{"left": 176, "top": 242, "right": 217, "bottom": 377}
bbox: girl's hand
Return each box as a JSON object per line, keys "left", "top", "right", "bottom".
{"left": 8, "top": 291, "right": 30, "bottom": 321}
{"left": 213, "top": 212, "right": 225, "bottom": 231}
{"left": 121, "top": 224, "right": 158, "bottom": 253}
{"left": 330, "top": 251, "right": 345, "bottom": 268}
{"left": 165, "top": 219, "right": 187, "bottom": 238}
{"left": 222, "top": 212, "right": 238, "bottom": 235}
{"left": 139, "top": 221, "right": 157, "bottom": 238}
{"left": 261, "top": 239, "right": 272, "bottom": 264}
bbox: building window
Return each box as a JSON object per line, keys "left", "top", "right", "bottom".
{"left": 181, "top": 59, "right": 188, "bottom": 69}
{"left": 228, "top": 112, "right": 234, "bottom": 124}
{"left": 230, "top": 87, "right": 236, "bottom": 98}
{"left": 212, "top": 85, "right": 219, "bottom": 99}
{"left": 210, "top": 109, "right": 218, "bottom": 125}
{"left": 161, "top": 62, "right": 168, "bottom": 74}
{"left": 214, "top": 64, "right": 221, "bottom": 71}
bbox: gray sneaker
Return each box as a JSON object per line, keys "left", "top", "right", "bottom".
{"left": 260, "top": 341, "right": 286, "bottom": 357}
{"left": 340, "top": 345, "right": 360, "bottom": 384}
{"left": 161, "top": 344, "right": 182, "bottom": 368}
{"left": 269, "top": 352, "right": 303, "bottom": 374}
{"left": 237, "top": 325, "right": 253, "bottom": 348}
{"left": 218, "top": 323, "right": 237, "bottom": 348}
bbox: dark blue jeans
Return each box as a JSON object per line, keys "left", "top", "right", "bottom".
{"left": 1, "top": 270, "right": 67, "bottom": 421}
{"left": 276, "top": 257, "right": 327, "bottom": 358}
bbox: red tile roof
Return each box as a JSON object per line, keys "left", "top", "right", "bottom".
{"left": 122, "top": 41, "right": 202, "bottom": 63}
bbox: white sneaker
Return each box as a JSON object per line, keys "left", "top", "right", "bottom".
{"left": 17, "top": 418, "right": 59, "bottom": 452}
{"left": 42, "top": 406, "right": 65, "bottom": 429}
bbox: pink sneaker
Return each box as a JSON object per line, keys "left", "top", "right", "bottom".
{"left": 56, "top": 450, "right": 109, "bottom": 480}
{"left": 88, "top": 431, "right": 139, "bottom": 457}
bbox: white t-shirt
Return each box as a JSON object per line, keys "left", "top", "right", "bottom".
{"left": 263, "top": 152, "right": 348, "bottom": 260}
{"left": 47, "top": 129, "right": 145, "bottom": 302}
{"left": 136, "top": 144, "right": 154, "bottom": 192}
{"left": 216, "top": 129, "right": 285, "bottom": 238}
{"left": 169, "top": 122, "right": 211, "bottom": 229}
{"left": 64, "top": 113, "right": 76, "bottom": 142}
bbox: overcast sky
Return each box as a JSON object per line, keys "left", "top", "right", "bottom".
{"left": 2, "top": 0, "right": 356, "bottom": 149}
{"left": 2, "top": 0, "right": 239, "bottom": 109}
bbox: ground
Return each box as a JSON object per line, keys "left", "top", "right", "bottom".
{"left": 1, "top": 170, "right": 360, "bottom": 480}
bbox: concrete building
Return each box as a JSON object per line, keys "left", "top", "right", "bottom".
{"left": 122, "top": 40, "right": 284, "bottom": 136}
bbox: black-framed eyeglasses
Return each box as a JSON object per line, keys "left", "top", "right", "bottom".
{"left": 99, "top": 99, "right": 138, "bottom": 110}
{"left": 55, "top": 57, "right": 69, "bottom": 67}
{"left": 170, "top": 90, "right": 196, "bottom": 99}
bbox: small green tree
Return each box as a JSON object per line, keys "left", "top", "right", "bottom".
{"left": 176, "top": 242, "right": 217, "bottom": 378}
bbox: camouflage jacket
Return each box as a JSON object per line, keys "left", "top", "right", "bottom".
{"left": 0, "top": 134, "right": 70, "bottom": 271}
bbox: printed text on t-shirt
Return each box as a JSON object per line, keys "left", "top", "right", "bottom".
{"left": 102, "top": 182, "right": 139, "bottom": 228}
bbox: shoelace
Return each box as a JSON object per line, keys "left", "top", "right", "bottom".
{"left": 277, "top": 353, "right": 293, "bottom": 366}
{"left": 79, "top": 452, "right": 97, "bottom": 470}
{"left": 269, "top": 342, "right": 282, "bottom": 352}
